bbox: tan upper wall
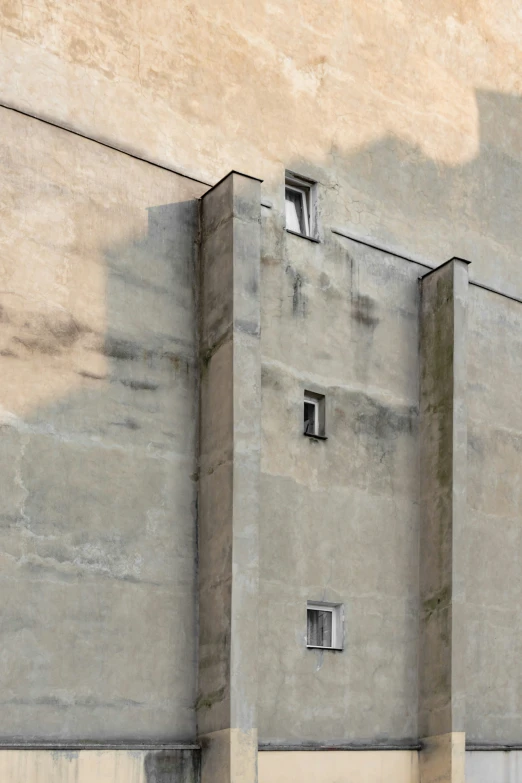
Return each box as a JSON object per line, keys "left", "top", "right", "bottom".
{"left": 1, "top": 0, "right": 522, "bottom": 291}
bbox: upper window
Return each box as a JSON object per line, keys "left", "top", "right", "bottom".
{"left": 307, "top": 602, "right": 343, "bottom": 650}
{"left": 304, "top": 390, "right": 326, "bottom": 438}
{"left": 285, "top": 174, "right": 315, "bottom": 238}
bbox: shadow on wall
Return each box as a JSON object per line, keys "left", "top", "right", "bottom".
{"left": 303, "top": 89, "right": 522, "bottom": 291}
{"left": 0, "top": 197, "right": 202, "bottom": 742}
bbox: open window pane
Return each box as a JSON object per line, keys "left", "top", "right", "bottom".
{"left": 285, "top": 187, "right": 305, "bottom": 233}
{"left": 304, "top": 401, "right": 317, "bottom": 435}
{"left": 307, "top": 608, "right": 333, "bottom": 648}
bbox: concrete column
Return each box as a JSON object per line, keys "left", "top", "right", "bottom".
{"left": 197, "top": 172, "right": 262, "bottom": 783}
{"left": 418, "top": 258, "right": 470, "bottom": 783}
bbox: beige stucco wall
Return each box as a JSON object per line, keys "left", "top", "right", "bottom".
{"left": 0, "top": 748, "right": 419, "bottom": 783}
{"left": 258, "top": 750, "right": 419, "bottom": 783}
{"left": 2, "top": 0, "right": 522, "bottom": 292}
{"left": 0, "top": 749, "right": 198, "bottom": 783}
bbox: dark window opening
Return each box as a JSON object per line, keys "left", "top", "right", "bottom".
{"left": 304, "top": 400, "right": 316, "bottom": 436}
{"left": 307, "top": 608, "right": 333, "bottom": 648}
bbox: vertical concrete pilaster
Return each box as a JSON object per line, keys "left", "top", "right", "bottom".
{"left": 419, "top": 258, "right": 470, "bottom": 783}
{"left": 197, "top": 172, "right": 262, "bottom": 783}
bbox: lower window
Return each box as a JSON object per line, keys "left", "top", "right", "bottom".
{"left": 306, "top": 602, "right": 343, "bottom": 650}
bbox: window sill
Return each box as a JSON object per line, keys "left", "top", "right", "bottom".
{"left": 286, "top": 228, "right": 320, "bottom": 243}
{"left": 303, "top": 432, "right": 328, "bottom": 441}
{"left": 306, "top": 645, "right": 343, "bottom": 651}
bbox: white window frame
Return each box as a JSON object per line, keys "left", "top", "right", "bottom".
{"left": 285, "top": 173, "right": 315, "bottom": 238}
{"left": 304, "top": 390, "right": 326, "bottom": 438}
{"left": 306, "top": 601, "right": 344, "bottom": 651}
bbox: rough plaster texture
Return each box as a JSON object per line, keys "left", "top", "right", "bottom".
{"left": 419, "top": 260, "right": 469, "bottom": 740}
{"left": 0, "top": 749, "right": 199, "bottom": 783}
{"left": 466, "top": 287, "right": 522, "bottom": 744}
{"left": 2, "top": 2, "right": 522, "bottom": 295}
{"left": 198, "top": 173, "right": 261, "bottom": 782}
{"left": 0, "top": 106, "right": 206, "bottom": 740}
{"left": 258, "top": 224, "right": 421, "bottom": 743}
{"left": 258, "top": 749, "right": 419, "bottom": 783}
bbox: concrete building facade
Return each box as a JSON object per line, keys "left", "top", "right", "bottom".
{"left": 1, "top": 1, "right": 522, "bottom": 781}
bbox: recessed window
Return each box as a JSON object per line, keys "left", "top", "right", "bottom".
{"left": 285, "top": 174, "right": 315, "bottom": 238}
{"left": 307, "top": 602, "right": 343, "bottom": 650}
{"left": 304, "top": 391, "right": 326, "bottom": 438}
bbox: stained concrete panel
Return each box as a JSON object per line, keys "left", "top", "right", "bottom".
{"left": 466, "top": 286, "right": 522, "bottom": 743}
{"left": 0, "top": 106, "right": 206, "bottom": 740}
{"left": 258, "top": 231, "right": 421, "bottom": 743}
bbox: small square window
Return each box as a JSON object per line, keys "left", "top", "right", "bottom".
{"left": 304, "top": 391, "right": 326, "bottom": 438}
{"left": 285, "top": 174, "right": 315, "bottom": 238}
{"left": 307, "top": 602, "right": 343, "bottom": 650}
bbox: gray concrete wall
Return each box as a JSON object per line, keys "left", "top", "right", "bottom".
{"left": 0, "top": 106, "right": 206, "bottom": 741}
{"left": 466, "top": 285, "right": 522, "bottom": 744}
{"left": 258, "top": 208, "right": 421, "bottom": 743}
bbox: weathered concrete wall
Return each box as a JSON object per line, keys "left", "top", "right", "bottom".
{"left": 258, "top": 750, "right": 419, "bottom": 783}
{"left": 2, "top": 0, "right": 522, "bottom": 769}
{"left": 258, "top": 218, "right": 421, "bottom": 743}
{"left": 0, "top": 106, "right": 206, "bottom": 741}
{"left": 2, "top": 2, "right": 521, "bottom": 295}
{"left": 466, "top": 286, "right": 522, "bottom": 744}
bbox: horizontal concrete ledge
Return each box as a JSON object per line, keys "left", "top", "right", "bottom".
{"left": 470, "top": 280, "right": 522, "bottom": 307}
{"left": 259, "top": 743, "right": 421, "bottom": 751}
{"left": 286, "top": 229, "right": 321, "bottom": 243}
{"left": 467, "top": 744, "right": 522, "bottom": 751}
{"left": 0, "top": 742, "right": 199, "bottom": 751}
{"left": 0, "top": 101, "right": 212, "bottom": 187}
